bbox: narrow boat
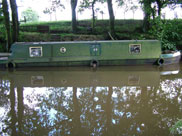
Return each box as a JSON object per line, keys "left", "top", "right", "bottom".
{"left": 0, "top": 40, "right": 181, "bottom": 68}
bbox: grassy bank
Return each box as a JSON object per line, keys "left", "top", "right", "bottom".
{"left": 0, "top": 19, "right": 180, "bottom": 51}
{"left": 19, "top": 19, "right": 146, "bottom": 42}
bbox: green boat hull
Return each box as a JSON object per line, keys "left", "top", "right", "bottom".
{"left": 0, "top": 40, "right": 181, "bottom": 68}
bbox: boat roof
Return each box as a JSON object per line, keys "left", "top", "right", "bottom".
{"left": 13, "top": 40, "right": 159, "bottom": 46}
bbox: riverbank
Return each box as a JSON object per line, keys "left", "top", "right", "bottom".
{"left": 1, "top": 19, "right": 182, "bottom": 52}
{"left": 19, "top": 19, "right": 148, "bottom": 42}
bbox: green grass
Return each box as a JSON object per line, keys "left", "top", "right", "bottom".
{"left": 19, "top": 32, "right": 51, "bottom": 42}
{"left": 20, "top": 20, "right": 71, "bottom": 26}
{"left": 20, "top": 19, "right": 143, "bottom": 34}
{"left": 18, "top": 21, "right": 146, "bottom": 41}
{"left": 18, "top": 19, "right": 182, "bottom": 49}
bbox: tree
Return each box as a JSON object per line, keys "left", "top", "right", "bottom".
{"left": 79, "top": 0, "right": 98, "bottom": 31}
{"left": 106, "top": 0, "right": 116, "bottom": 39}
{"left": 140, "top": 0, "right": 179, "bottom": 32}
{"left": 140, "top": 0, "right": 153, "bottom": 32}
{"left": 116, "top": 0, "right": 139, "bottom": 19}
{"left": 155, "top": 0, "right": 168, "bottom": 18}
{"left": 0, "top": 2, "right": 3, "bottom": 21}
{"left": 9, "top": 0, "right": 19, "bottom": 42}
{"left": 116, "top": 0, "right": 127, "bottom": 19}
{"left": 130, "top": 5, "right": 138, "bottom": 19}
{"left": 0, "top": 2, "right": 4, "bottom": 23}
{"left": 71, "top": 0, "right": 78, "bottom": 33}
{"left": 43, "top": 8, "right": 53, "bottom": 21}
{"left": 2, "top": 0, "right": 11, "bottom": 51}
{"left": 43, "top": 0, "right": 65, "bottom": 21}
{"left": 154, "top": 0, "right": 182, "bottom": 18}
{"left": 21, "top": 8, "right": 39, "bottom": 22}
{"left": 99, "top": 10, "right": 104, "bottom": 20}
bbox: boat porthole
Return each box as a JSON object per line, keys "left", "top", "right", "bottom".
{"left": 90, "top": 60, "right": 99, "bottom": 68}
{"left": 6, "top": 62, "right": 16, "bottom": 68}
{"left": 157, "top": 58, "right": 164, "bottom": 66}
{"left": 60, "top": 47, "right": 66, "bottom": 53}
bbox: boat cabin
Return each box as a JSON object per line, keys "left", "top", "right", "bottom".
{"left": 7, "top": 40, "right": 162, "bottom": 67}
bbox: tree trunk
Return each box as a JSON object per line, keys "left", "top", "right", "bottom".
{"left": 143, "top": 12, "right": 150, "bottom": 32}
{"left": 9, "top": 0, "right": 19, "bottom": 42}
{"left": 106, "top": 0, "right": 116, "bottom": 39}
{"left": 142, "top": 0, "right": 152, "bottom": 32}
{"left": 2, "top": 0, "right": 11, "bottom": 51}
{"left": 156, "top": 0, "right": 162, "bottom": 18}
{"left": 71, "top": 0, "right": 77, "bottom": 33}
{"left": 91, "top": 0, "right": 96, "bottom": 31}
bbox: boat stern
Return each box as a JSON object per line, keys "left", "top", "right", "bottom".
{"left": 157, "top": 51, "right": 181, "bottom": 65}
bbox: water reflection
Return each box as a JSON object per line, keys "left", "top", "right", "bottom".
{"left": 0, "top": 64, "right": 182, "bottom": 135}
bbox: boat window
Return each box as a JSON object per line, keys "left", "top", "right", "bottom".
{"left": 29, "top": 47, "right": 42, "bottom": 57}
{"left": 60, "top": 47, "right": 66, "bottom": 53}
{"left": 129, "top": 44, "right": 141, "bottom": 54}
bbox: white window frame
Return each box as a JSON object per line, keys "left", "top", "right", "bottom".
{"left": 29, "top": 46, "right": 43, "bottom": 57}
{"left": 129, "top": 44, "right": 141, "bottom": 54}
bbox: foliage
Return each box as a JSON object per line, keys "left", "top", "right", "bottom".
{"left": 149, "top": 18, "right": 181, "bottom": 50}
{"left": 0, "top": 24, "right": 6, "bottom": 51}
{"left": 140, "top": 0, "right": 177, "bottom": 19}
{"left": 139, "top": 0, "right": 179, "bottom": 32}
{"left": 0, "top": 24, "right": 6, "bottom": 40}
{"left": 21, "top": 8, "right": 39, "bottom": 22}
{"left": 170, "top": 119, "right": 182, "bottom": 135}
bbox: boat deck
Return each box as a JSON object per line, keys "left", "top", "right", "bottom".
{"left": 0, "top": 53, "right": 11, "bottom": 57}
{"left": 0, "top": 53, "right": 10, "bottom": 61}
{"left": 0, "top": 57, "right": 8, "bottom": 60}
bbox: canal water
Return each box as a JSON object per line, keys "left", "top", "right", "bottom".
{"left": 0, "top": 64, "right": 182, "bottom": 136}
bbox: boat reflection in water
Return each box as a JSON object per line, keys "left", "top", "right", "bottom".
{"left": 0, "top": 64, "right": 182, "bottom": 135}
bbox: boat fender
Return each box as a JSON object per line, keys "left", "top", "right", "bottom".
{"left": 90, "top": 60, "right": 99, "bottom": 68}
{"left": 6, "top": 62, "right": 16, "bottom": 68}
{"left": 157, "top": 58, "right": 164, "bottom": 66}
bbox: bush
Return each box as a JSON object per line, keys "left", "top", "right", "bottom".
{"left": 150, "top": 18, "right": 181, "bottom": 51}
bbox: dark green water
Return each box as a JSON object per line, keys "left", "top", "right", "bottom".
{"left": 0, "top": 64, "right": 182, "bottom": 136}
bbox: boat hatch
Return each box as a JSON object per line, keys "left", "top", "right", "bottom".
{"left": 29, "top": 47, "right": 43, "bottom": 57}
{"left": 90, "top": 44, "right": 101, "bottom": 56}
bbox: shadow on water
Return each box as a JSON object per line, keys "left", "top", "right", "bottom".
{"left": 0, "top": 64, "right": 182, "bottom": 135}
